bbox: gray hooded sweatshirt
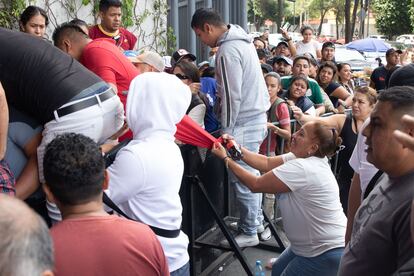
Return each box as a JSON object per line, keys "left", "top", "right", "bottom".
{"left": 215, "top": 24, "right": 270, "bottom": 129}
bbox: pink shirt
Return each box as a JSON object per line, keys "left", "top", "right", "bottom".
{"left": 51, "top": 215, "right": 170, "bottom": 276}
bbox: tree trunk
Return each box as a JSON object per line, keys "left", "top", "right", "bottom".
{"left": 336, "top": 12, "right": 340, "bottom": 39}
{"left": 345, "top": 0, "right": 351, "bottom": 42}
{"left": 277, "top": 0, "right": 283, "bottom": 32}
{"left": 360, "top": 0, "right": 369, "bottom": 37}
{"left": 359, "top": 0, "right": 364, "bottom": 38}
{"left": 255, "top": 22, "right": 260, "bottom": 31}
{"left": 351, "top": 0, "right": 360, "bottom": 39}
{"left": 317, "top": 10, "right": 328, "bottom": 36}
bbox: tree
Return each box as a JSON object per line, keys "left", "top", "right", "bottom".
{"left": 0, "top": 0, "right": 26, "bottom": 29}
{"left": 247, "top": 0, "right": 263, "bottom": 31}
{"left": 409, "top": 3, "right": 414, "bottom": 32}
{"left": 331, "top": 0, "right": 345, "bottom": 38}
{"left": 276, "top": 0, "right": 283, "bottom": 31}
{"left": 309, "top": 0, "right": 334, "bottom": 35}
{"left": 372, "top": 0, "right": 413, "bottom": 38}
{"left": 248, "top": 0, "right": 282, "bottom": 31}
{"left": 343, "top": 0, "right": 360, "bottom": 42}
{"left": 350, "top": 0, "right": 360, "bottom": 39}
{"left": 344, "top": 0, "right": 351, "bottom": 42}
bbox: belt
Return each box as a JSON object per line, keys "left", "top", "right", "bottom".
{"left": 102, "top": 192, "right": 181, "bottom": 238}
{"left": 56, "top": 89, "right": 115, "bottom": 118}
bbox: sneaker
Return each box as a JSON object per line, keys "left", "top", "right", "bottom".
{"left": 220, "top": 233, "right": 260, "bottom": 248}
{"left": 259, "top": 226, "right": 272, "bottom": 241}
{"left": 229, "top": 221, "right": 238, "bottom": 231}
{"left": 228, "top": 221, "right": 265, "bottom": 233}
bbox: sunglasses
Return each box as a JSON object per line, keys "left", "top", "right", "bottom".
{"left": 175, "top": 73, "right": 189, "bottom": 80}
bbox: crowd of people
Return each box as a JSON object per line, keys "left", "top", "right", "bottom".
{"left": 1, "top": 0, "right": 414, "bottom": 275}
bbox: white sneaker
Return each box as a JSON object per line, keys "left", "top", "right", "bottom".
{"left": 259, "top": 226, "right": 272, "bottom": 241}
{"left": 229, "top": 221, "right": 265, "bottom": 233}
{"left": 257, "top": 224, "right": 265, "bottom": 233}
{"left": 220, "top": 233, "right": 260, "bottom": 247}
{"left": 229, "top": 221, "right": 238, "bottom": 231}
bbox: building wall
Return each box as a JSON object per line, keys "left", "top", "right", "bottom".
{"left": 168, "top": 0, "right": 247, "bottom": 62}
{"left": 33, "top": 0, "right": 163, "bottom": 51}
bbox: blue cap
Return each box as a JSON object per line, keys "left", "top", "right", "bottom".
{"left": 123, "top": 50, "right": 139, "bottom": 62}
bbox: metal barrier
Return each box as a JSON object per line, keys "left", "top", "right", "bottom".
{"left": 183, "top": 109, "right": 352, "bottom": 275}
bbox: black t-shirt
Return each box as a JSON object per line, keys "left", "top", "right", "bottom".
{"left": 338, "top": 113, "right": 357, "bottom": 183}
{"left": 370, "top": 65, "right": 388, "bottom": 91}
{"left": 325, "top": 82, "right": 341, "bottom": 107}
{"left": 0, "top": 28, "right": 103, "bottom": 124}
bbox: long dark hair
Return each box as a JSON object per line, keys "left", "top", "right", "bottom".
{"left": 19, "top": 6, "right": 49, "bottom": 27}
{"left": 174, "top": 61, "right": 200, "bottom": 83}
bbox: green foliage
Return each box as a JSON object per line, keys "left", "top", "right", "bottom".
{"left": 247, "top": 0, "right": 264, "bottom": 27}
{"left": 248, "top": 0, "right": 263, "bottom": 19}
{"left": 0, "top": 0, "right": 169, "bottom": 53}
{"left": 121, "top": 0, "right": 134, "bottom": 27}
{"left": 262, "top": 0, "right": 278, "bottom": 22}
{"left": 165, "top": 25, "right": 177, "bottom": 56}
{"left": 410, "top": 4, "right": 414, "bottom": 32}
{"left": 0, "top": 0, "right": 27, "bottom": 29}
{"left": 248, "top": 0, "right": 282, "bottom": 29}
{"left": 309, "top": 0, "right": 334, "bottom": 16}
{"left": 372, "top": 0, "right": 414, "bottom": 38}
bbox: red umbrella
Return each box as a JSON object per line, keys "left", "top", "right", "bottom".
{"left": 175, "top": 115, "right": 218, "bottom": 148}
{"left": 175, "top": 115, "right": 243, "bottom": 159}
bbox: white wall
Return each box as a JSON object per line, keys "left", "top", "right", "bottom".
{"left": 34, "top": 0, "right": 166, "bottom": 52}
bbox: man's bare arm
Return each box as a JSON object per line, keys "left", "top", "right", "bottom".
{"left": 0, "top": 82, "right": 8, "bottom": 160}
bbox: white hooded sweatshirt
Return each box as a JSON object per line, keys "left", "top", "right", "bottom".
{"left": 107, "top": 72, "right": 191, "bottom": 272}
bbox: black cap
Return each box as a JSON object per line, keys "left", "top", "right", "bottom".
{"left": 277, "top": 41, "right": 289, "bottom": 48}
{"left": 172, "top": 49, "right": 196, "bottom": 66}
{"left": 322, "top": 41, "right": 335, "bottom": 50}
{"left": 261, "top": 63, "right": 273, "bottom": 73}
{"left": 386, "top": 48, "right": 403, "bottom": 57}
{"left": 388, "top": 64, "right": 414, "bottom": 88}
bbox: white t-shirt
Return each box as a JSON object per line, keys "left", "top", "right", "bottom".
{"left": 273, "top": 156, "right": 347, "bottom": 257}
{"left": 349, "top": 118, "right": 379, "bottom": 197}
{"left": 296, "top": 40, "right": 321, "bottom": 57}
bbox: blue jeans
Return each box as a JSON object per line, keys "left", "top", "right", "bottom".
{"left": 170, "top": 262, "right": 190, "bottom": 276}
{"left": 224, "top": 121, "right": 267, "bottom": 235}
{"left": 272, "top": 246, "right": 344, "bottom": 276}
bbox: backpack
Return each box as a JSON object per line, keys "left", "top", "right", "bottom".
{"left": 268, "top": 97, "right": 293, "bottom": 124}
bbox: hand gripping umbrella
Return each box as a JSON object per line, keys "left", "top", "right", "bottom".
{"left": 175, "top": 115, "right": 243, "bottom": 160}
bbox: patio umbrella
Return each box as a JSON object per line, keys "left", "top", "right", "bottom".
{"left": 346, "top": 38, "right": 390, "bottom": 52}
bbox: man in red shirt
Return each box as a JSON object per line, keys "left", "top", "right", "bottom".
{"left": 43, "top": 133, "right": 169, "bottom": 276}
{"left": 89, "top": 0, "right": 137, "bottom": 51}
{"left": 53, "top": 23, "right": 139, "bottom": 110}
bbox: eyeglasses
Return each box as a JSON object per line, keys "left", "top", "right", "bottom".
{"left": 175, "top": 73, "right": 189, "bottom": 80}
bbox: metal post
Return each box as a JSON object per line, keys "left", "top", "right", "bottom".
{"left": 172, "top": 0, "right": 179, "bottom": 48}
{"left": 188, "top": 0, "right": 196, "bottom": 56}
{"left": 223, "top": 0, "right": 230, "bottom": 24}
{"left": 241, "top": 0, "right": 248, "bottom": 31}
